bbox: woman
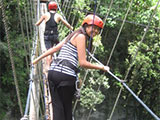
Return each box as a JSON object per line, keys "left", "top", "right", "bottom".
{"left": 35, "top": 1, "right": 73, "bottom": 67}
{"left": 33, "top": 14, "right": 109, "bottom": 120}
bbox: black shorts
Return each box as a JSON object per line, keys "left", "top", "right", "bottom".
{"left": 44, "top": 34, "right": 59, "bottom": 50}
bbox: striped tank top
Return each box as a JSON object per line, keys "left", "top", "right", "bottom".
{"left": 50, "top": 41, "right": 78, "bottom": 77}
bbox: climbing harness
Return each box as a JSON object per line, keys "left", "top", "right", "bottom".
{"left": 51, "top": 58, "right": 81, "bottom": 99}
{"left": 15, "top": 0, "right": 160, "bottom": 119}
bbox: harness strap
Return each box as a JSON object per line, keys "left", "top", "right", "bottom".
{"left": 54, "top": 59, "right": 80, "bottom": 74}
{"left": 53, "top": 59, "right": 81, "bottom": 99}
{"left": 44, "top": 29, "right": 58, "bottom": 35}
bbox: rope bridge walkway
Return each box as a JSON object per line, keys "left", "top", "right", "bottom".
{"left": 1, "top": 0, "right": 160, "bottom": 120}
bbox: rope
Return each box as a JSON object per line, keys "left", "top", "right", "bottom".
{"left": 61, "top": 4, "right": 160, "bottom": 30}
{"left": 83, "top": 0, "right": 104, "bottom": 119}
{"left": 44, "top": 0, "right": 160, "bottom": 119}
{"left": 100, "top": 0, "right": 114, "bottom": 34}
{"left": 55, "top": 0, "right": 67, "bottom": 20}
{"left": 65, "top": 0, "right": 73, "bottom": 21}
{"left": 21, "top": 27, "right": 39, "bottom": 120}
{"left": 30, "top": 0, "right": 36, "bottom": 36}
{"left": 26, "top": 0, "right": 33, "bottom": 38}
{"left": 108, "top": 0, "right": 160, "bottom": 119}
{"left": 55, "top": 0, "right": 72, "bottom": 31}
{"left": 107, "top": 87, "right": 122, "bottom": 120}
{"left": 105, "top": 0, "right": 134, "bottom": 119}
{"left": 24, "top": 0, "right": 31, "bottom": 56}
{"left": 87, "top": 49, "right": 160, "bottom": 120}
{"left": 63, "top": 0, "right": 71, "bottom": 16}
{"left": 88, "top": 0, "right": 97, "bottom": 51}
{"left": 20, "top": 0, "right": 160, "bottom": 119}
{"left": 84, "top": 0, "right": 115, "bottom": 119}
{"left": 37, "top": 1, "right": 53, "bottom": 119}
{"left": 21, "top": 0, "right": 44, "bottom": 119}
{"left": 16, "top": 0, "right": 30, "bottom": 71}
{"left": 73, "top": 0, "right": 114, "bottom": 115}
{"left": 107, "top": 0, "right": 133, "bottom": 65}
{"left": 46, "top": 0, "right": 159, "bottom": 119}
{"left": 0, "top": 0, "right": 23, "bottom": 116}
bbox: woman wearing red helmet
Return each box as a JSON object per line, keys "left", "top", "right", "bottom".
{"left": 33, "top": 14, "right": 109, "bottom": 120}
{"left": 35, "top": 1, "right": 73, "bottom": 68}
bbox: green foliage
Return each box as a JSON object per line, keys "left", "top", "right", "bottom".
{"left": 0, "top": 30, "right": 29, "bottom": 119}
{"left": 80, "top": 87, "right": 105, "bottom": 111}
{"left": 1, "top": 0, "right": 160, "bottom": 119}
{"left": 58, "top": 25, "right": 70, "bottom": 41}
{"left": 126, "top": 40, "right": 160, "bottom": 118}
{"left": 77, "top": 33, "right": 110, "bottom": 111}
{"left": 80, "top": 69, "right": 109, "bottom": 111}
{"left": 0, "top": 0, "right": 30, "bottom": 119}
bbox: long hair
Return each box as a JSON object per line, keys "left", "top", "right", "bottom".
{"left": 65, "top": 26, "right": 93, "bottom": 53}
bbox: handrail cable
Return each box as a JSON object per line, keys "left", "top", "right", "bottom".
{"left": 67, "top": 0, "right": 77, "bottom": 27}
{"left": 55, "top": 0, "right": 113, "bottom": 116}
{"left": 54, "top": 0, "right": 92, "bottom": 118}
{"left": 107, "top": 0, "right": 133, "bottom": 65}
{"left": 36, "top": 1, "right": 50, "bottom": 119}
{"left": 61, "top": 4, "right": 160, "bottom": 30}
{"left": 0, "top": 0, "right": 23, "bottom": 116}
{"left": 20, "top": 21, "right": 39, "bottom": 120}
{"left": 16, "top": 0, "right": 30, "bottom": 71}
{"left": 87, "top": 49, "right": 160, "bottom": 120}
{"left": 86, "top": 0, "right": 116, "bottom": 118}
{"left": 55, "top": 0, "right": 68, "bottom": 30}
{"left": 24, "top": 0, "right": 31, "bottom": 56}
{"left": 37, "top": 1, "right": 53, "bottom": 119}
{"left": 21, "top": 0, "right": 44, "bottom": 119}
{"left": 21, "top": 0, "right": 160, "bottom": 119}
{"left": 100, "top": 0, "right": 114, "bottom": 34}
{"left": 106, "top": 1, "right": 135, "bottom": 119}
{"left": 47, "top": 0, "right": 160, "bottom": 119}
{"left": 73, "top": 0, "right": 114, "bottom": 114}
{"left": 58, "top": 0, "right": 160, "bottom": 119}
{"left": 108, "top": 0, "right": 160, "bottom": 119}
{"left": 26, "top": 0, "right": 33, "bottom": 38}
{"left": 63, "top": 0, "right": 71, "bottom": 16}
{"left": 65, "top": 0, "right": 72, "bottom": 20}
{"left": 30, "top": 0, "right": 36, "bottom": 36}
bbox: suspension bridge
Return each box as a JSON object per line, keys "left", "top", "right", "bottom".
{"left": 0, "top": 0, "right": 160, "bottom": 120}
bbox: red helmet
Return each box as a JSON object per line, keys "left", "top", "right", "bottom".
{"left": 48, "top": 1, "right": 58, "bottom": 10}
{"left": 82, "top": 14, "right": 103, "bottom": 29}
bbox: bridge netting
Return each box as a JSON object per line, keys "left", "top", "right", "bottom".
{"left": 1, "top": 0, "right": 159, "bottom": 120}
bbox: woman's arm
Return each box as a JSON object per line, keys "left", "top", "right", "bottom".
{"left": 32, "top": 39, "right": 66, "bottom": 64}
{"left": 76, "top": 34, "right": 109, "bottom": 72}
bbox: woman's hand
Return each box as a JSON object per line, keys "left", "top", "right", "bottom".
{"left": 102, "top": 66, "right": 110, "bottom": 72}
